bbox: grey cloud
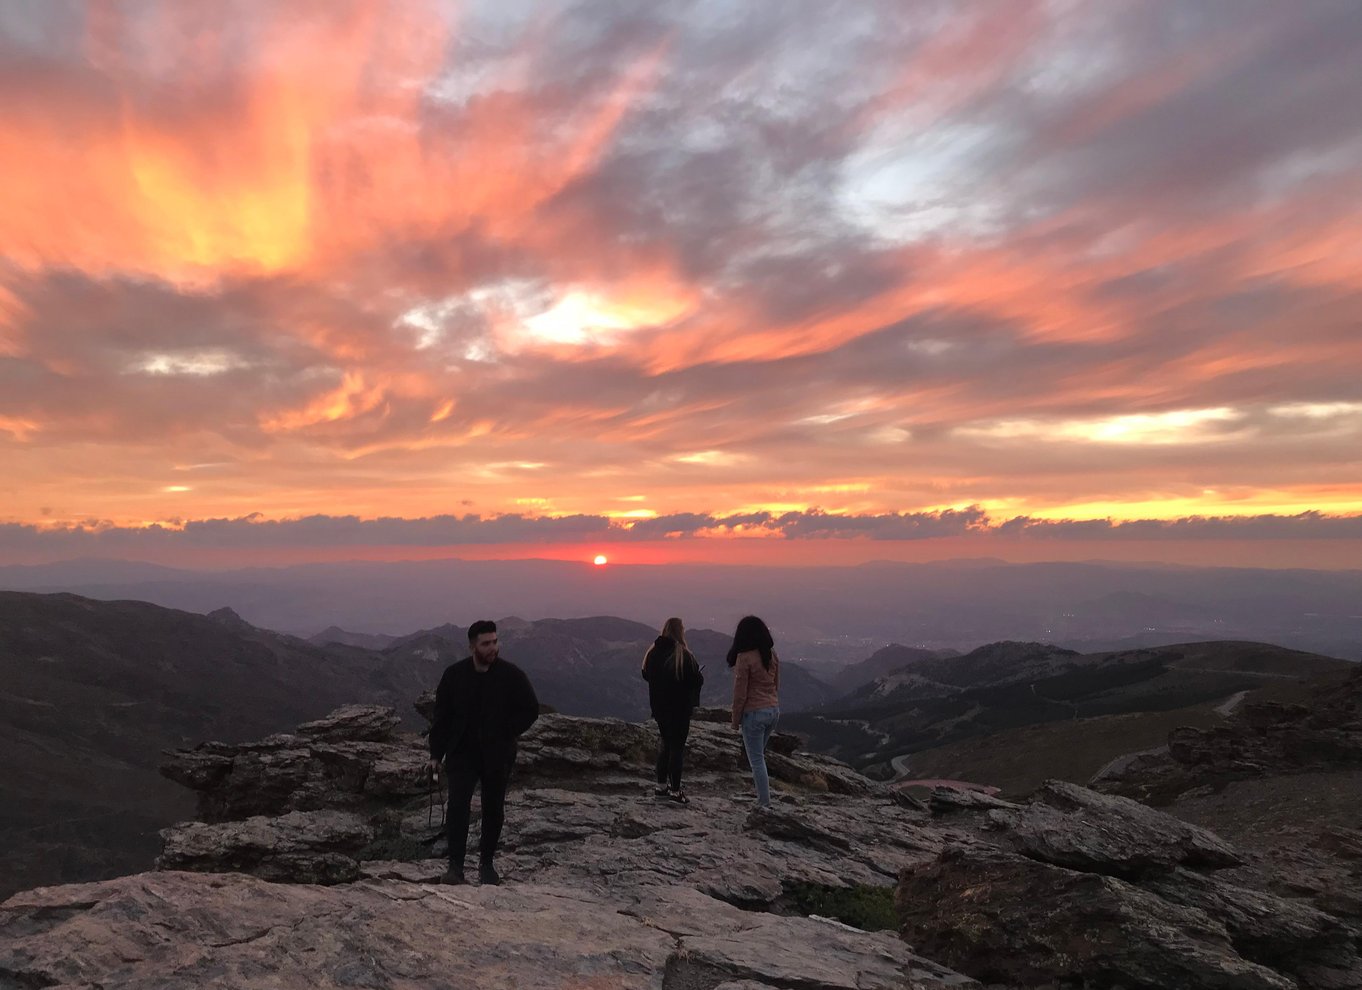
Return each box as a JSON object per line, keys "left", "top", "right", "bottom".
{"left": 999, "top": 511, "right": 1362, "bottom": 541}
{"left": 1006, "top": 2, "right": 1362, "bottom": 221}
{"left": 5, "top": 508, "right": 1361, "bottom": 552}
{"left": 775, "top": 507, "right": 991, "bottom": 540}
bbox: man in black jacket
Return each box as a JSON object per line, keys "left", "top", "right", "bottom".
{"left": 428, "top": 619, "right": 539, "bottom": 885}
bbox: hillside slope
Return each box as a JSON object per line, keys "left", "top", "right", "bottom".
{"left": 380, "top": 617, "right": 834, "bottom": 718}
{"left": 0, "top": 592, "right": 438, "bottom": 897}
{"left": 0, "top": 595, "right": 834, "bottom": 895}
{"left": 783, "top": 639, "right": 1355, "bottom": 772}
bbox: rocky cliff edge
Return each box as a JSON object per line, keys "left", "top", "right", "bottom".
{"left": 3, "top": 695, "right": 1360, "bottom": 990}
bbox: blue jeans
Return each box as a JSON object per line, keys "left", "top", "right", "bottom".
{"left": 740, "top": 706, "right": 780, "bottom": 807}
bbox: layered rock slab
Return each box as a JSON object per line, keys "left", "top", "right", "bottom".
{"left": 903, "top": 778, "right": 1362, "bottom": 990}
{"left": 897, "top": 845, "right": 1297, "bottom": 990}
{"left": 988, "top": 779, "right": 1243, "bottom": 874}
{"left": 158, "top": 809, "right": 375, "bottom": 884}
{"left": 1, "top": 870, "right": 976, "bottom": 990}
{"left": 68, "top": 701, "right": 1359, "bottom": 990}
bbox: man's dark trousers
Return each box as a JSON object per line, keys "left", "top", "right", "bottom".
{"left": 446, "top": 746, "right": 511, "bottom": 868}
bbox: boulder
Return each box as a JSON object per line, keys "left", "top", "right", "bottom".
{"left": 989, "top": 779, "right": 1243, "bottom": 876}
{"left": 296, "top": 704, "right": 400, "bottom": 742}
{"left": 927, "top": 787, "right": 1022, "bottom": 815}
{"left": 897, "top": 845, "right": 1296, "bottom": 990}
{"left": 1143, "top": 869, "right": 1362, "bottom": 987}
{"left": 157, "top": 810, "right": 374, "bottom": 884}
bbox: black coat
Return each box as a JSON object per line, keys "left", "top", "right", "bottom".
{"left": 428, "top": 657, "right": 540, "bottom": 763}
{"left": 641, "top": 636, "right": 704, "bottom": 721}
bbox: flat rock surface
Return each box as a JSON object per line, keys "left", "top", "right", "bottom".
{"left": 1, "top": 871, "right": 976, "bottom": 990}
{"left": 8, "top": 701, "right": 1359, "bottom": 990}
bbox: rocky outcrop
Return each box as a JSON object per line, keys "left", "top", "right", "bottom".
{"left": 158, "top": 809, "right": 374, "bottom": 884}
{"left": 162, "top": 707, "right": 878, "bottom": 826}
{"left": 1080, "top": 663, "right": 1362, "bottom": 964}
{"left": 296, "top": 704, "right": 402, "bottom": 742}
{"left": 989, "top": 779, "right": 1243, "bottom": 875}
{"left": 900, "top": 779, "right": 1362, "bottom": 990}
{"left": 159, "top": 731, "right": 430, "bottom": 823}
{"left": 899, "top": 846, "right": 1299, "bottom": 990}
{"left": 1095, "top": 664, "right": 1362, "bottom": 805}
{"left": 4, "top": 699, "right": 1359, "bottom": 989}
{"left": 150, "top": 705, "right": 895, "bottom": 908}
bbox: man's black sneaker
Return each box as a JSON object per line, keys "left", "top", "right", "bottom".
{"left": 479, "top": 861, "right": 501, "bottom": 886}
{"left": 442, "top": 865, "right": 466, "bottom": 885}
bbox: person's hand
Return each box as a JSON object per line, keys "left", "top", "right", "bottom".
{"left": 428, "top": 758, "right": 441, "bottom": 775}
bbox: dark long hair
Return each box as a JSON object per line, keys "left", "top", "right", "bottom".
{"left": 726, "top": 615, "right": 774, "bottom": 671}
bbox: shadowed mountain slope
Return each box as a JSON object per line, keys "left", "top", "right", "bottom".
{"left": 0, "top": 592, "right": 439, "bottom": 897}
{"left": 784, "top": 639, "right": 1355, "bottom": 776}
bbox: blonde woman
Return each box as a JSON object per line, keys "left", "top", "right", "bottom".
{"left": 641, "top": 617, "right": 705, "bottom": 803}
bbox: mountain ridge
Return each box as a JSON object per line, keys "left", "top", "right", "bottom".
{"left": 4, "top": 556, "right": 1360, "bottom": 660}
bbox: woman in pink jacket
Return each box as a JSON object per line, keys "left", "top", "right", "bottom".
{"left": 727, "top": 614, "right": 780, "bottom": 809}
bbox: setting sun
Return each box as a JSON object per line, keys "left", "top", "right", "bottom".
{"left": 593, "top": 554, "right": 608, "bottom": 566}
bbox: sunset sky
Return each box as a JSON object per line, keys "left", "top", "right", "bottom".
{"left": 2, "top": 1, "right": 1361, "bottom": 567}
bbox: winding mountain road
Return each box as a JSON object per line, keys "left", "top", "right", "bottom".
{"left": 887, "top": 751, "right": 1000, "bottom": 795}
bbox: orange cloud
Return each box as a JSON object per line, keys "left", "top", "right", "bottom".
{"left": 2, "top": 2, "right": 673, "bottom": 293}
{"left": 3, "top": 2, "right": 1362, "bottom": 560}
{"left": 260, "top": 370, "right": 389, "bottom": 433}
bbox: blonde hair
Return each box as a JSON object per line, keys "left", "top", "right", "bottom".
{"left": 636, "top": 616, "right": 691, "bottom": 680}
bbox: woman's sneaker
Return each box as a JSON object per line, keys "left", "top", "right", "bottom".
{"left": 667, "top": 789, "right": 690, "bottom": 804}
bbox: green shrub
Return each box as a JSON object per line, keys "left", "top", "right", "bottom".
{"left": 359, "top": 832, "right": 434, "bottom": 862}
{"left": 784, "top": 881, "right": 897, "bottom": 932}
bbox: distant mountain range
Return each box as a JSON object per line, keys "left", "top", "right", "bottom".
{"left": 311, "top": 626, "right": 399, "bottom": 650}
{"left": 2, "top": 556, "right": 1360, "bottom": 659}
{"left": 782, "top": 639, "right": 1356, "bottom": 782}
{"left": 826, "top": 644, "right": 957, "bottom": 697}
{"left": 2, "top": 586, "right": 1356, "bottom": 897}
{"left": 367, "top": 614, "right": 837, "bottom": 718}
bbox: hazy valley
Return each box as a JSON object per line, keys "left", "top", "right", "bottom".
{"left": 3, "top": 557, "right": 1360, "bottom": 661}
